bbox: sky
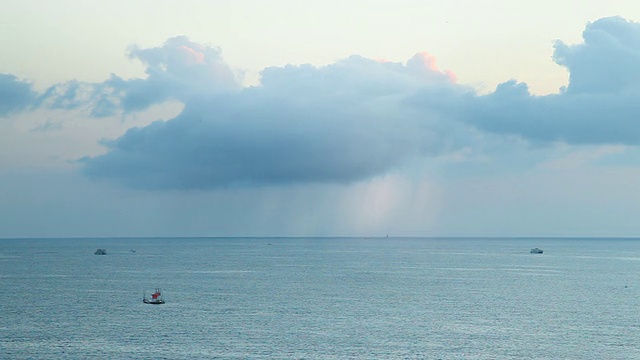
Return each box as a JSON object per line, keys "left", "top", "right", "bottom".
{"left": 3, "top": 1, "right": 640, "bottom": 238}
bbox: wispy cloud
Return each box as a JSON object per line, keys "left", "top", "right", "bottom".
{"left": 30, "top": 36, "right": 241, "bottom": 117}
{"left": 30, "top": 119, "right": 63, "bottom": 132}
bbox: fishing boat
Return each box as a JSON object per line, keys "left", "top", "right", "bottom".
{"left": 143, "top": 288, "right": 165, "bottom": 305}
{"left": 94, "top": 248, "right": 107, "bottom": 255}
{"left": 530, "top": 248, "right": 543, "bottom": 254}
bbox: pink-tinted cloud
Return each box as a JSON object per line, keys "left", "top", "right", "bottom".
{"left": 406, "top": 52, "right": 457, "bottom": 83}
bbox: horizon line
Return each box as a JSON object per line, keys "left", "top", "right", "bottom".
{"left": 2, "top": 235, "right": 640, "bottom": 240}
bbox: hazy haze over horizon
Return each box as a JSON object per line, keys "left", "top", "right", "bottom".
{"left": 3, "top": 1, "right": 640, "bottom": 238}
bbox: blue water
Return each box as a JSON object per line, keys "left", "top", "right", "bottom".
{"left": 2, "top": 237, "right": 640, "bottom": 359}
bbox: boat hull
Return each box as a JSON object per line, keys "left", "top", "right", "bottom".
{"left": 143, "top": 299, "right": 165, "bottom": 305}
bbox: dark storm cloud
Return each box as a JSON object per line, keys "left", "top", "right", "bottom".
{"left": 81, "top": 17, "right": 640, "bottom": 189}
{"left": 0, "top": 73, "right": 37, "bottom": 116}
{"left": 8, "top": 17, "right": 640, "bottom": 189}
{"left": 447, "top": 16, "right": 640, "bottom": 144}
{"left": 81, "top": 54, "right": 459, "bottom": 189}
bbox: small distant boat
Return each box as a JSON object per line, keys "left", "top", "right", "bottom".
{"left": 94, "top": 248, "right": 107, "bottom": 255}
{"left": 143, "top": 288, "right": 165, "bottom": 305}
{"left": 530, "top": 248, "right": 543, "bottom": 254}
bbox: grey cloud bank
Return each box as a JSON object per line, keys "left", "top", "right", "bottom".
{"left": 81, "top": 53, "right": 457, "bottom": 189}
{"left": 5, "top": 16, "right": 640, "bottom": 190}
{"left": 0, "top": 74, "right": 37, "bottom": 116}
{"left": 453, "top": 16, "right": 640, "bottom": 145}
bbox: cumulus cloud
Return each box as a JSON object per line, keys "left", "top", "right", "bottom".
{"left": 0, "top": 74, "right": 38, "bottom": 116}
{"left": 8, "top": 16, "right": 640, "bottom": 189}
{"left": 451, "top": 16, "right": 640, "bottom": 145}
{"left": 79, "top": 16, "right": 640, "bottom": 189}
{"left": 554, "top": 16, "right": 640, "bottom": 95}
{"left": 81, "top": 54, "right": 460, "bottom": 189}
{"left": 33, "top": 36, "right": 240, "bottom": 117}
{"left": 108, "top": 36, "right": 240, "bottom": 112}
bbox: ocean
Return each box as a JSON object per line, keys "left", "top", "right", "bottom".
{"left": 2, "top": 237, "right": 640, "bottom": 359}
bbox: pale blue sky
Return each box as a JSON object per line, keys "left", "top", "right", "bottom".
{"left": 2, "top": 1, "right": 640, "bottom": 237}
{"left": 4, "top": 0, "right": 638, "bottom": 92}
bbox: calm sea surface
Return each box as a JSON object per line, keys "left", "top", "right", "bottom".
{"left": 2, "top": 237, "right": 640, "bottom": 359}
